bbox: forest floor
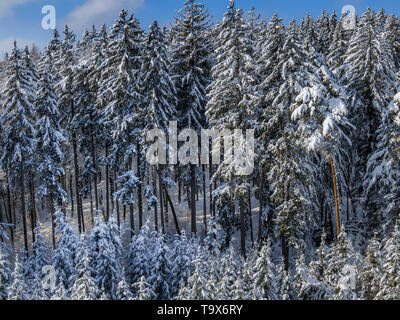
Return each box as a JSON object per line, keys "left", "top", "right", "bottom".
{"left": 10, "top": 170, "right": 263, "bottom": 255}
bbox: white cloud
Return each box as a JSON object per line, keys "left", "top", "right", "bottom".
{"left": 0, "top": 0, "right": 37, "bottom": 18}
{"left": 65, "top": 0, "right": 145, "bottom": 32}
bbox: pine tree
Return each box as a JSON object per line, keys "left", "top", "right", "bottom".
{"left": 294, "top": 254, "right": 328, "bottom": 300}
{"left": 99, "top": 10, "right": 144, "bottom": 233}
{"left": 8, "top": 254, "right": 29, "bottom": 300}
{"left": 177, "top": 248, "right": 208, "bottom": 300}
{"left": 117, "top": 274, "right": 133, "bottom": 300}
{"left": 364, "top": 88, "right": 400, "bottom": 234}
{"left": 383, "top": 14, "right": 400, "bottom": 70}
{"left": 206, "top": 0, "right": 257, "bottom": 258}
{"left": 251, "top": 241, "right": 278, "bottom": 300}
{"left": 360, "top": 235, "right": 382, "bottom": 300}
{"left": 343, "top": 9, "right": 396, "bottom": 233}
{"left": 133, "top": 276, "right": 155, "bottom": 300}
{"left": 147, "top": 232, "right": 172, "bottom": 300}
{"left": 89, "top": 215, "right": 121, "bottom": 299}
{"left": 216, "top": 247, "right": 239, "bottom": 299}
{"left": 56, "top": 25, "right": 85, "bottom": 233}
{"left": 324, "top": 230, "right": 359, "bottom": 299}
{"left": 71, "top": 248, "right": 97, "bottom": 300}
{"left": 30, "top": 223, "right": 51, "bottom": 278}
{"left": 170, "top": 231, "right": 194, "bottom": 296}
{"left": 0, "top": 244, "right": 11, "bottom": 300}
{"left": 52, "top": 207, "right": 77, "bottom": 291}
{"left": 376, "top": 223, "right": 400, "bottom": 299}
{"left": 35, "top": 49, "right": 67, "bottom": 248}
{"left": 170, "top": 0, "right": 211, "bottom": 131}
{"left": 261, "top": 21, "right": 313, "bottom": 269}
{"left": 0, "top": 42, "right": 37, "bottom": 253}
{"left": 125, "top": 225, "right": 152, "bottom": 287}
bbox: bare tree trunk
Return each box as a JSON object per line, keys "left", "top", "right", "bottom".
{"left": 69, "top": 173, "right": 74, "bottom": 218}
{"left": 178, "top": 170, "right": 182, "bottom": 204}
{"left": 190, "top": 164, "right": 197, "bottom": 234}
{"left": 258, "top": 165, "right": 264, "bottom": 244}
{"left": 114, "top": 170, "right": 120, "bottom": 227}
{"left": 91, "top": 134, "right": 99, "bottom": 214}
{"left": 136, "top": 140, "right": 143, "bottom": 229}
{"left": 330, "top": 156, "right": 340, "bottom": 241}
{"left": 240, "top": 196, "right": 246, "bottom": 259}
{"left": 156, "top": 167, "right": 181, "bottom": 235}
{"left": 282, "top": 235, "right": 289, "bottom": 271}
{"left": 158, "top": 166, "right": 165, "bottom": 234}
{"left": 153, "top": 167, "right": 158, "bottom": 232}
{"left": 202, "top": 165, "right": 207, "bottom": 234}
{"left": 105, "top": 144, "right": 110, "bottom": 221}
{"left": 20, "top": 162, "right": 29, "bottom": 254}
{"left": 248, "top": 185, "right": 254, "bottom": 245}
{"left": 29, "top": 175, "right": 37, "bottom": 244}
{"left": 6, "top": 172, "right": 14, "bottom": 247}
{"left": 49, "top": 192, "right": 56, "bottom": 249}
{"left": 72, "top": 135, "right": 83, "bottom": 234}
{"left": 89, "top": 179, "right": 94, "bottom": 227}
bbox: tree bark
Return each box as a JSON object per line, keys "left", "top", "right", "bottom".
{"left": 158, "top": 166, "right": 165, "bottom": 234}
{"left": 6, "top": 172, "right": 14, "bottom": 247}
{"left": 114, "top": 170, "right": 120, "bottom": 227}
{"left": 330, "top": 156, "right": 340, "bottom": 241}
{"left": 240, "top": 196, "right": 246, "bottom": 259}
{"left": 72, "top": 135, "right": 83, "bottom": 234}
{"left": 49, "top": 192, "right": 56, "bottom": 249}
{"left": 91, "top": 134, "right": 99, "bottom": 214}
{"left": 89, "top": 179, "right": 94, "bottom": 226}
{"left": 29, "top": 175, "right": 37, "bottom": 244}
{"left": 105, "top": 144, "right": 110, "bottom": 221}
{"left": 69, "top": 173, "right": 74, "bottom": 218}
{"left": 202, "top": 165, "right": 207, "bottom": 234}
{"left": 136, "top": 140, "right": 143, "bottom": 229}
{"left": 190, "top": 164, "right": 197, "bottom": 234}
{"left": 20, "top": 162, "right": 29, "bottom": 254}
{"left": 258, "top": 165, "right": 264, "bottom": 244}
{"left": 153, "top": 167, "right": 158, "bottom": 232}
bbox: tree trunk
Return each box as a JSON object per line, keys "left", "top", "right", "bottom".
{"left": 153, "top": 167, "right": 158, "bottom": 232}
{"left": 114, "top": 170, "right": 120, "bottom": 227}
{"left": 258, "top": 165, "right": 264, "bottom": 244}
{"left": 202, "top": 165, "right": 207, "bottom": 234}
{"left": 240, "top": 196, "right": 246, "bottom": 259}
{"left": 330, "top": 156, "right": 340, "bottom": 241}
{"left": 69, "top": 173, "right": 74, "bottom": 218}
{"left": 89, "top": 179, "right": 94, "bottom": 227}
{"left": 190, "top": 164, "right": 197, "bottom": 234}
{"left": 178, "top": 170, "right": 182, "bottom": 204}
{"left": 91, "top": 134, "right": 99, "bottom": 214}
{"left": 6, "top": 172, "right": 14, "bottom": 247}
{"left": 282, "top": 235, "right": 289, "bottom": 271}
{"left": 72, "top": 135, "right": 83, "bottom": 234}
{"left": 156, "top": 167, "right": 181, "bottom": 236}
{"left": 158, "top": 166, "right": 165, "bottom": 234}
{"left": 248, "top": 185, "right": 254, "bottom": 245}
{"left": 105, "top": 144, "right": 110, "bottom": 221}
{"left": 49, "top": 192, "right": 56, "bottom": 249}
{"left": 136, "top": 140, "right": 143, "bottom": 229}
{"left": 20, "top": 162, "right": 29, "bottom": 254}
{"left": 29, "top": 175, "right": 37, "bottom": 244}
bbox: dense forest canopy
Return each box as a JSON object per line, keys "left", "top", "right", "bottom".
{"left": 0, "top": 0, "right": 400, "bottom": 300}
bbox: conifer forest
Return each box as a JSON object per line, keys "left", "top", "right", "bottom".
{"left": 1, "top": 0, "right": 400, "bottom": 301}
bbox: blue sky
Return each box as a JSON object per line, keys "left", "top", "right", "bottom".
{"left": 1, "top": 0, "right": 400, "bottom": 56}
